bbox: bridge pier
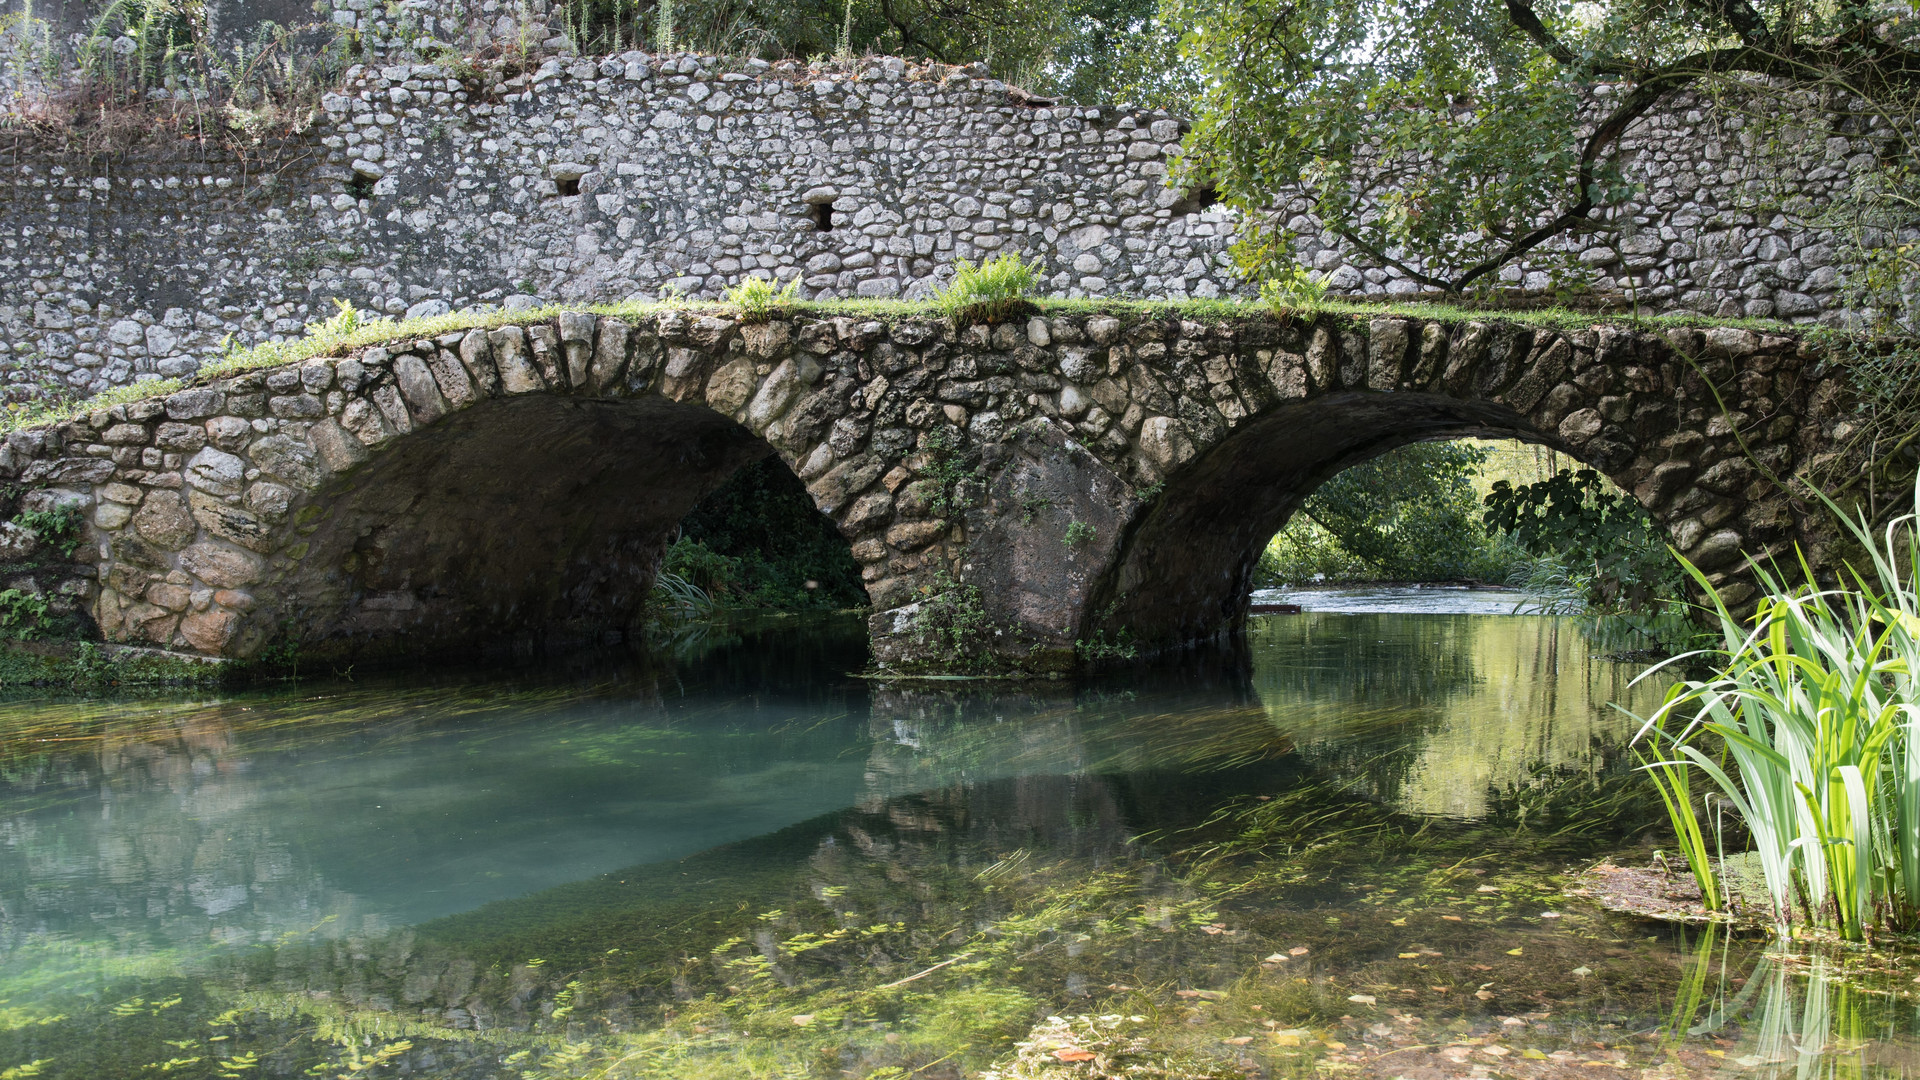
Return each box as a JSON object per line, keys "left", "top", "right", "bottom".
{"left": 0, "top": 308, "right": 1839, "bottom": 673}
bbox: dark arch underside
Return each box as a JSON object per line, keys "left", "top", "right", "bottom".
{"left": 1091, "top": 392, "right": 1586, "bottom": 653}
{"left": 274, "top": 395, "right": 794, "bottom": 661}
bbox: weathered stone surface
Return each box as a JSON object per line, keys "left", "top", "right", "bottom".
{"left": 394, "top": 354, "right": 450, "bottom": 423}
{"left": 188, "top": 489, "right": 274, "bottom": 552}
{"left": 180, "top": 609, "right": 241, "bottom": 652}
{"left": 705, "top": 358, "right": 759, "bottom": 415}
{"left": 132, "top": 490, "right": 197, "bottom": 550}
{"left": 0, "top": 310, "right": 1831, "bottom": 671}
{"left": 185, "top": 446, "right": 246, "bottom": 498}
{"left": 179, "top": 542, "right": 265, "bottom": 588}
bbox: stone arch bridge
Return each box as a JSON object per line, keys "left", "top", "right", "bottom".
{"left": 0, "top": 308, "right": 1838, "bottom": 672}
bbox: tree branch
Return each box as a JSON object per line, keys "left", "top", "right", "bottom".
{"left": 1504, "top": 0, "right": 1634, "bottom": 75}
{"left": 876, "top": 0, "right": 953, "bottom": 62}
{"left": 1441, "top": 41, "right": 1920, "bottom": 291}
{"left": 1702, "top": 0, "right": 1775, "bottom": 48}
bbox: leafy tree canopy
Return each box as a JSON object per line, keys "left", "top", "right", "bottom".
{"left": 1294, "top": 441, "right": 1501, "bottom": 581}
{"left": 573, "top": 0, "right": 1180, "bottom": 102}
{"left": 1172, "top": 0, "right": 1920, "bottom": 294}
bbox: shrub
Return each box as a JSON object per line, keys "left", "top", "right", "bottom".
{"left": 931, "top": 254, "right": 1038, "bottom": 320}
{"left": 1258, "top": 265, "right": 1328, "bottom": 311}
{"left": 722, "top": 275, "right": 801, "bottom": 320}
{"left": 0, "top": 588, "right": 51, "bottom": 640}
{"left": 1632, "top": 487, "right": 1920, "bottom": 938}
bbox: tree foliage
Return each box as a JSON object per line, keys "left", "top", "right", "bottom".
{"left": 567, "top": 0, "right": 1176, "bottom": 100}
{"left": 668, "top": 456, "right": 867, "bottom": 610}
{"left": 1482, "top": 467, "right": 1679, "bottom": 612}
{"left": 1173, "top": 0, "right": 1920, "bottom": 293}
{"left": 1284, "top": 441, "right": 1505, "bottom": 582}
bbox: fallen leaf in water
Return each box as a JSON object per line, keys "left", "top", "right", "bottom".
{"left": 1430, "top": 986, "right": 1451, "bottom": 993}
{"left": 1290, "top": 946, "right": 1310, "bottom": 956}
{"left": 1506, "top": 948, "right": 1524, "bottom": 955}
{"left": 1176, "top": 989, "right": 1227, "bottom": 1001}
{"left": 1572, "top": 966, "right": 1593, "bottom": 977}
{"left": 1053, "top": 1048, "right": 1096, "bottom": 1062}
{"left": 1107, "top": 984, "right": 1135, "bottom": 991}
{"left": 1224, "top": 1036, "right": 1254, "bottom": 1045}
{"left": 1322, "top": 1040, "right": 1347, "bottom": 1050}
{"left": 1524, "top": 1048, "right": 1549, "bottom": 1060}
{"left": 1476, "top": 990, "right": 1496, "bottom": 1000}
{"left": 1390, "top": 917, "right": 1408, "bottom": 926}
{"left": 791, "top": 1014, "right": 814, "bottom": 1026}
{"left": 1399, "top": 952, "right": 1421, "bottom": 959}
{"left": 1348, "top": 994, "right": 1377, "bottom": 1005}
{"left": 1202, "top": 925, "right": 1226, "bottom": 935}
{"left": 1483, "top": 1045, "right": 1511, "bottom": 1057}
{"left": 1273, "top": 1034, "right": 1303, "bottom": 1047}
{"left": 1441, "top": 915, "right": 1463, "bottom": 921}
{"left": 1541, "top": 911, "right": 1563, "bottom": 918}
{"left": 1477, "top": 885, "right": 1500, "bottom": 893}
{"left": 1262, "top": 953, "right": 1288, "bottom": 963}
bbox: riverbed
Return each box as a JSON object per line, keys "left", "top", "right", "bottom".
{"left": 0, "top": 603, "right": 1913, "bottom": 1079}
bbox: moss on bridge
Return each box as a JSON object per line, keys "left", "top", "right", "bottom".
{"left": 5, "top": 296, "right": 1801, "bottom": 441}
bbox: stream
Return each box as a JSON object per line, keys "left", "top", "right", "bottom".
{"left": 0, "top": 597, "right": 1914, "bottom": 1078}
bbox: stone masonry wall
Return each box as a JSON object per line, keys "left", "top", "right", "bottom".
{"left": 0, "top": 307, "right": 1844, "bottom": 671}
{"left": 0, "top": 47, "right": 1883, "bottom": 404}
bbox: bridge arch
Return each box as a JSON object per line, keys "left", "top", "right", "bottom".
{"left": 1068, "top": 318, "right": 1812, "bottom": 658}
{"left": 1087, "top": 392, "right": 1616, "bottom": 653}
{"left": 0, "top": 308, "right": 1835, "bottom": 672}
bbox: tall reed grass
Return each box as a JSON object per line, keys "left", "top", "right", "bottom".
{"left": 1631, "top": 486, "right": 1920, "bottom": 939}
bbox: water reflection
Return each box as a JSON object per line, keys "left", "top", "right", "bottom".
{"left": 1672, "top": 925, "right": 1920, "bottom": 1078}
{"left": 1252, "top": 613, "right": 1652, "bottom": 816}
{"left": 8, "top": 607, "right": 1898, "bottom": 1080}
{"left": 0, "top": 612, "right": 1663, "bottom": 968}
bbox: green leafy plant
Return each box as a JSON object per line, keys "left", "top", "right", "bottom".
{"left": 1018, "top": 493, "right": 1054, "bottom": 524}
{"left": 722, "top": 275, "right": 800, "bottom": 320}
{"left": 931, "top": 253, "right": 1038, "bottom": 321}
{"left": 0, "top": 588, "right": 52, "bottom": 640}
{"left": 1074, "top": 627, "right": 1137, "bottom": 662}
{"left": 921, "top": 428, "right": 983, "bottom": 518}
{"left": 1063, "top": 520, "right": 1095, "bottom": 547}
{"left": 650, "top": 568, "right": 715, "bottom": 619}
{"left": 1258, "top": 265, "right": 1327, "bottom": 311}
{"left": 908, "top": 573, "right": 999, "bottom": 673}
{"left": 1266, "top": 441, "right": 1506, "bottom": 585}
{"left": 1486, "top": 467, "right": 1687, "bottom": 643}
{"left": 13, "top": 504, "right": 83, "bottom": 557}
{"left": 1631, "top": 485, "right": 1920, "bottom": 937}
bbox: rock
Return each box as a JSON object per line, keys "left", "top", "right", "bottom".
{"left": 249, "top": 435, "right": 326, "bottom": 490}
{"left": 180, "top": 608, "right": 242, "bottom": 653}
{"left": 393, "top": 354, "right": 451, "bottom": 422}
{"left": 1689, "top": 529, "right": 1745, "bottom": 570}
{"left": 188, "top": 489, "right": 274, "bottom": 552}
{"left": 133, "top": 490, "right": 197, "bottom": 549}
{"left": 180, "top": 541, "right": 265, "bottom": 588}
{"left": 490, "top": 326, "right": 544, "bottom": 393}
{"left": 1138, "top": 416, "right": 1195, "bottom": 471}
{"left": 705, "top": 357, "right": 759, "bottom": 415}
{"left": 165, "top": 388, "right": 225, "bottom": 420}
{"left": 185, "top": 446, "right": 247, "bottom": 498}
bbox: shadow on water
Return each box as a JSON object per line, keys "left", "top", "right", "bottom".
{"left": 0, "top": 606, "right": 1914, "bottom": 1079}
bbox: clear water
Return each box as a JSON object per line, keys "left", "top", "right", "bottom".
{"left": 0, "top": 607, "right": 1914, "bottom": 1079}
{"left": 1253, "top": 584, "right": 1533, "bottom": 615}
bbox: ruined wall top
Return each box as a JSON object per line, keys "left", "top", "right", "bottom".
{"left": 0, "top": 2, "right": 1875, "bottom": 403}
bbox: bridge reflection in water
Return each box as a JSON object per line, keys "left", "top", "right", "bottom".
{"left": 0, "top": 607, "right": 1654, "bottom": 966}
